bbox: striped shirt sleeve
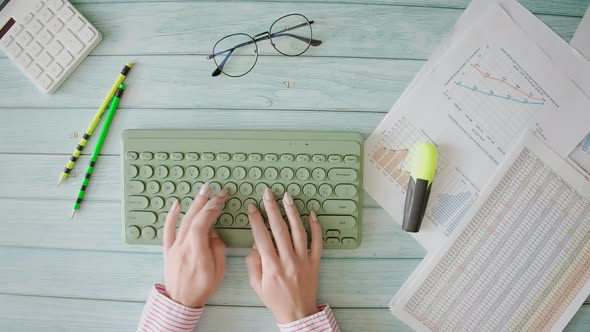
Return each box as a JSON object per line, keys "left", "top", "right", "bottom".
{"left": 137, "top": 284, "right": 203, "bottom": 332}
{"left": 277, "top": 304, "right": 340, "bottom": 332}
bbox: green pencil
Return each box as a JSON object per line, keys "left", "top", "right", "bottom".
{"left": 72, "top": 84, "right": 127, "bottom": 218}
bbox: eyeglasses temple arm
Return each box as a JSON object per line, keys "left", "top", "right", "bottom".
{"left": 211, "top": 49, "right": 234, "bottom": 77}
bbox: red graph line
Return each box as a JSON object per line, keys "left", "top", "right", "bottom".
{"left": 471, "top": 64, "right": 543, "bottom": 102}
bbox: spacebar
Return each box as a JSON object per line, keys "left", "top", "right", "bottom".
{"left": 214, "top": 228, "right": 254, "bottom": 248}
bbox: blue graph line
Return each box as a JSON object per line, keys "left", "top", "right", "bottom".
{"left": 455, "top": 83, "right": 545, "bottom": 105}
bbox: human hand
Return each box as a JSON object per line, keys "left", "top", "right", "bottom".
{"left": 162, "top": 183, "right": 229, "bottom": 308}
{"left": 245, "top": 188, "right": 323, "bottom": 323}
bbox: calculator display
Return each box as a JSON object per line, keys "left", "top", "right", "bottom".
{"left": 0, "top": 17, "right": 14, "bottom": 40}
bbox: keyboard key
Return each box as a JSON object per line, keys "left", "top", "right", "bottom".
{"left": 155, "top": 152, "right": 168, "bottom": 160}
{"left": 312, "top": 168, "right": 326, "bottom": 181}
{"left": 248, "top": 167, "right": 262, "bottom": 180}
{"left": 16, "top": 53, "right": 33, "bottom": 68}
{"left": 227, "top": 198, "right": 242, "bottom": 212}
{"left": 181, "top": 197, "right": 193, "bottom": 210}
{"left": 158, "top": 212, "right": 168, "bottom": 223}
{"left": 47, "top": 39, "right": 63, "bottom": 55}
{"left": 186, "top": 166, "right": 199, "bottom": 179}
{"left": 232, "top": 166, "right": 246, "bottom": 180}
{"left": 39, "top": 8, "right": 55, "bottom": 23}
{"left": 280, "top": 154, "right": 294, "bottom": 162}
{"left": 38, "top": 74, "right": 53, "bottom": 89}
{"left": 307, "top": 199, "right": 321, "bottom": 212}
{"left": 192, "top": 182, "right": 205, "bottom": 195}
{"left": 248, "top": 153, "right": 262, "bottom": 162}
{"left": 1, "top": 36, "right": 12, "bottom": 48}
{"left": 326, "top": 238, "right": 340, "bottom": 246}
{"left": 345, "top": 155, "right": 359, "bottom": 163}
{"left": 37, "top": 52, "right": 53, "bottom": 67}
{"left": 201, "top": 166, "right": 215, "bottom": 180}
{"left": 151, "top": 196, "right": 165, "bottom": 210}
{"left": 140, "top": 152, "right": 153, "bottom": 160}
{"left": 317, "top": 215, "right": 357, "bottom": 229}
{"left": 217, "top": 153, "right": 230, "bottom": 162}
{"left": 127, "top": 165, "right": 139, "bottom": 178}
{"left": 27, "top": 41, "right": 43, "bottom": 57}
{"left": 319, "top": 184, "right": 333, "bottom": 197}
{"left": 335, "top": 184, "right": 358, "bottom": 198}
{"left": 155, "top": 165, "right": 169, "bottom": 178}
{"left": 128, "top": 196, "right": 149, "bottom": 209}
{"left": 140, "top": 165, "right": 153, "bottom": 178}
{"left": 287, "top": 184, "right": 301, "bottom": 197}
{"left": 244, "top": 197, "right": 257, "bottom": 208}
{"left": 27, "top": 64, "right": 43, "bottom": 79}
{"left": 271, "top": 183, "right": 285, "bottom": 196}
{"left": 162, "top": 182, "right": 176, "bottom": 195}
{"left": 165, "top": 197, "right": 178, "bottom": 209}
{"left": 12, "top": 24, "right": 23, "bottom": 35}
{"left": 280, "top": 167, "right": 294, "bottom": 181}
{"left": 47, "top": 17, "right": 64, "bottom": 33}
{"left": 342, "top": 238, "right": 357, "bottom": 246}
{"left": 142, "top": 226, "right": 156, "bottom": 240}
{"left": 264, "top": 167, "right": 278, "bottom": 180}
{"left": 294, "top": 199, "right": 305, "bottom": 212}
{"left": 210, "top": 182, "right": 222, "bottom": 195}
{"left": 224, "top": 182, "right": 238, "bottom": 195}
{"left": 329, "top": 155, "right": 342, "bottom": 163}
{"left": 47, "top": 62, "right": 63, "bottom": 78}
{"left": 147, "top": 181, "right": 160, "bottom": 194}
{"left": 303, "top": 184, "right": 317, "bottom": 197}
{"left": 68, "top": 16, "right": 84, "bottom": 31}
{"left": 255, "top": 183, "right": 267, "bottom": 196}
{"left": 323, "top": 200, "right": 357, "bottom": 214}
{"left": 178, "top": 182, "right": 191, "bottom": 195}
{"left": 29, "top": 19, "right": 44, "bottom": 34}
{"left": 201, "top": 153, "right": 215, "bottom": 161}
{"left": 235, "top": 214, "right": 249, "bottom": 227}
{"left": 186, "top": 152, "right": 199, "bottom": 161}
{"left": 312, "top": 154, "right": 326, "bottom": 162}
{"left": 264, "top": 154, "right": 278, "bottom": 162}
{"left": 38, "top": 30, "right": 53, "bottom": 45}
{"left": 127, "top": 226, "right": 141, "bottom": 239}
{"left": 16, "top": 31, "right": 33, "bottom": 46}
{"left": 233, "top": 153, "right": 246, "bottom": 162}
{"left": 296, "top": 168, "right": 310, "bottom": 181}
{"left": 59, "top": 6, "right": 75, "bottom": 21}
{"left": 171, "top": 152, "right": 184, "bottom": 161}
{"left": 240, "top": 182, "right": 254, "bottom": 195}
{"left": 328, "top": 168, "right": 358, "bottom": 182}
{"left": 126, "top": 152, "right": 139, "bottom": 160}
{"left": 157, "top": 227, "right": 164, "bottom": 240}
{"left": 218, "top": 166, "right": 230, "bottom": 180}
{"left": 219, "top": 214, "right": 233, "bottom": 227}
{"left": 6, "top": 42, "right": 22, "bottom": 57}
{"left": 326, "top": 230, "right": 340, "bottom": 237}
{"left": 171, "top": 166, "right": 184, "bottom": 179}
{"left": 127, "top": 210, "right": 156, "bottom": 226}
{"left": 297, "top": 154, "right": 310, "bottom": 162}
{"left": 48, "top": 0, "right": 65, "bottom": 10}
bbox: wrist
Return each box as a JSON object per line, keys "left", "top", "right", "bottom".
{"left": 276, "top": 305, "right": 320, "bottom": 324}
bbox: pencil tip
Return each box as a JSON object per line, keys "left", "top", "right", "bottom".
{"left": 71, "top": 210, "right": 77, "bottom": 219}
{"left": 57, "top": 180, "right": 63, "bottom": 188}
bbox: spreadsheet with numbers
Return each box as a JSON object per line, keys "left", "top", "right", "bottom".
{"left": 390, "top": 133, "right": 590, "bottom": 332}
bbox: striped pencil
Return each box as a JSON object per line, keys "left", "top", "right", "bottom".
{"left": 58, "top": 63, "right": 133, "bottom": 187}
{"left": 72, "top": 84, "right": 127, "bottom": 218}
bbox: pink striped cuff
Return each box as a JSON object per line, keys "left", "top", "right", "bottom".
{"left": 137, "top": 284, "right": 204, "bottom": 332}
{"left": 277, "top": 304, "right": 340, "bottom": 332}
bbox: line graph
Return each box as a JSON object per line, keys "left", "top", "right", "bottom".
{"left": 469, "top": 63, "right": 545, "bottom": 104}
{"left": 455, "top": 83, "right": 545, "bottom": 105}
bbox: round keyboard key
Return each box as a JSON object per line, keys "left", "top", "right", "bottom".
{"left": 128, "top": 195, "right": 149, "bottom": 209}
{"left": 312, "top": 168, "right": 326, "bottom": 181}
{"left": 126, "top": 225, "right": 141, "bottom": 239}
{"left": 319, "top": 184, "right": 333, "bottom": 197}
{"left": 171, "top": 166, "right": 184, "bottom": 179}
{"left": 193, "top": 182, "right": 205, "bottom": 196}
{"left": 248, "top": 167, "right": 262, "bottom": 180}
{"left": 264, "top": 167, "right": 278, "bottom": 180}
{"left": 258, "top": 199, "right": 266, "bottom": 212}
{"left": 158, "top": 212, "right": 168, "bottom": 223}
{"left": 294, "top": 199, "right": 305, "bottom": 212}
{"left": 127, "top": 180, "right": 145, "bottom": 194}
{"left": 335, "top": 184, "right": 358, "bottom": 198}
{"left": 232, "top": 166, "right": 246, "bottom": 180}
{"left": 287, "top": 183, "right": 301, "bottom": 197}
{"left": 155, "top": 165, "right": 169, "bottom": 178}
{"left": 166, "top": 197, "right": 178, "bottom": 209}
{"left": 344, "top": 155, "right": 358, "bottom": 163}
{"left": 280, "top": 167, "right": 294, "bottom": 181}
{"left": 186, "top": 166, "right": 199, "bottom": 179}
{"left": 218, "top": 213, "right": 233, "bottom": 227}
{"left": 127, "top": 165, "right": 139, "bottom": 178}
{"left": 307, "top": 199, "right": 321, "bottom": 212}
{"left": 303, "top": 184, "right": 317, "bottom": 197}
{"left": 296, "top": 168, "right": 310, "bottom": 181}
{"left": 328, "top": 155, "right": 342, "bottom": 163}
{"left": 249, "top": 153, "right": 262, "bottom": 162}
{"left": 126, "top": 151, "right": 138, "bottom": 160}
{"left": 227, "top": 198, "right": 242, "bottom": 212}
{"left": 297, "top": 154, "right": 310, "bottom": 162}
{"left": 142, "top": 226, "right": 157, "bottom": 240}
{"left": 271, "top": 183, "right": 285, "bottom": 196}
{"left": 217, "top": 153, "right": 231, "bottom": 162}
{"left": 244, "top": 198, "right": 257, "bottom": 210}
{"left": 186, "top": 152, "right": 199, "bottom": 161}
{"left": 233, "top": 153, "right": 246, "bottom": 162}
{"left": 218, "top": 166, "right": 231, "bottom": 180}
{"left": 178, "top": 181, "right": 191, "bottom": 195}
{"left": 181, "top": 197, "right": 193, "bottom": 211}
{"left": 240, "top": 182, "right": 254, "bottom": 195}
{"left": 235, "top": 214, "right": 249, "bottom": 227}
{"left": 163, "top": 181, "right": 176, "bottom": 195}
{"left": 277, "top": 199, "right": 285, "bottom": 215}
{"left": 151, "top": 196, "right": 165, "bottom": 210}
{"left": 155, "top": 152, "right": 168, "bottom": 161}
{"left": 210, "top": 182, "right": 222, "bottom": 195}
{"left": 255, "top": 183, "right": 267, "bottom": 196}
{"left": 157, "top": 227, "right": 164, "bottom": 240}
{"left": 312, "top": 154, "right": 326, "bottom": 162}
{"left": 140, "top": 152, "right": 153, "bottom": 161}
{"left": 202, "top": 166, "right": 215, "bottom": 180}
{"left": 140, "top": 165, "right": 154, "bottom": 178}
{"left": 147, "top": 181, "right": 160, "bottom": 194}
{"left": 224, "top": 182, "right": 238, "bottom": 195}
{"left": 265, "top": 154, "right": 278, "bottom": 162}
{"left": 171, "top": 152, "right": 184, "bottom": 161}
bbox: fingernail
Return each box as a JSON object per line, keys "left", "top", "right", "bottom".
{"left": 217, "top": 187, "right": 229, "bottom": 197}
{"left": 248, "top": 203, "right": 257, "bottom": 213}
{"left": 172, "top": 199, "right": 180, "bottom": 212}
{"left": 310, "top": 210, "right": 318, "bottom": 222}
{"left": 283, "top": 192, "right": 294, "bottom": 205}
{"left": 199, "top": 182, "right": 211, "bottom": 196}
{"left": 263, "top": 187, "right": 273, "bottom": 201}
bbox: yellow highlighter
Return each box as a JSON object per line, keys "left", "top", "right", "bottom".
{"left": 402, "top": 143, "right": 438, "bottom": 233}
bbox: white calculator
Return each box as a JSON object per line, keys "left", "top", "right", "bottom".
{"left": 0, "top": 0, "right": 101, "bottom": 94}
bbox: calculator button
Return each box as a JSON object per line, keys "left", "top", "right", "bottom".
{"left": 38, "top": 74, "right": 53, "bottom": 89}
{"left": 312, "top": 154, "right": 326, "bottom": 162}
{"left": 201, "top": 153, "right": 214, "bottom": 161}
{"left": 328, "top": 168, "right": 357, "bottom": 182}
{"left": 345, "top": 155, "right": 358, "bottom": 163}
{"left": 29, "top": 20, "right": 43, "bottom": 34}
{"left": 155, "top": 165, "right": 169, "bottom": 178}
{"left": 34, "top": 1, "right": 45, "bottom": 11}
{"left": 271, "top": 183, "right": 285, "bottom": 196}
{"left": 128, "top": 196, "right": 149, "bottom": 209}
{"left": 297, "top": 154, "right": 310, "bottom": 162}
{"left": 319, "top": 184, "right": 333, "bottom": 197}
{"left": 235, "top": 214, "right": 249, "bottom": 227}
{"left": 48, "top": 17, "right": 64, "bottom": 33}
{"left": 217, "top": 153, "right": 230, "bottom": 162}
{"left": 303, "top": 184, "right": 317, "bottom": 197}
{"left": 22, "top": 13, "right": 33, "bottom": 24}
{"left": 48, "top": 0, "right": 65, "bottom": 10}
{"left": 127, "top": 165, "right": 139, "bottom": 178}
{"left": 151, "top": 196, "right": 165, "bottom": 210}
{"left": 38, "top": 30, "right": 53, "bottom": 45}
{"left": 147, "top": 181, "right": 160, "bottom": 194}
{"left": 37, "top": 52, "right": 53, "bottom": 67}
{"left": 27, "top": 42, "right": 43, "bottom": 57}
{"left": 79, "top": 26, "right": 96, "bottom": 43}
{"left": 126, "top": 226, "right": 141, "bottom": 239}
{"left": 232, "top": 153, "right": 246, "bottom": 162}
{"left": 224, "top": 182, "right": 238, "bottom": 195}
{"left": 181, "top": 197, "right": 193, "bottom": 210}
{"left": 171, "top": 152, "right": 184, "bottom": 161}
{"left": 140, "top": 152, "right": 153, "bottom": 160}
{"left": 127, "top": 181, "right": 146, "bottom": 194}
{"left": 239, "top": 183, "right": 254, "bottom": 195}
{"left": 142, "top": 226, "right": 156, "bottom": 240}
{"left": 178, "top": 182, "right": 191, "bottom": 195}
{"left": 47, "top": 62, "right": 63, "bottom": 78}
{"left": 126, "top": 152, "right": 139, "bottom": 160}
{"left": 27, "top": 64, "right": 43, "bottom": 78}
{"left": 232, "top": 166, "right": 246, "bottom": 180}
{"left": 280, "top": 154, "right": 294, "bottom": 162}
{"left": 335, "top": 184, "right": 357, "bottom": 198}
{"left": 48, "top": 39, "right": 63, "bottom": 56}
{"left": 317, "top": 215, "right": 357, "bottom": 229}
{"left": 307, "top": 199, "right": 321, "bottom": 212}
{"left": 219, "top": 214, "right": 233, "bottom": 227}
{"left": 218, "top": 166, "right": 231, "bottom": 180}
{"left": 323, "top": 200, "right": 357, "bottom": 214}
{"left": 39, "top": 8, "right": 55, "bottom": 23}
{"left": 162, "top": 182, "right": 176, "bottom": 195}
{"left": 210, "top": 182, "right": 222, "bottom": 195}
{"left": 186, "top": 152, "right": 199, "bottom": 161}
{"left": 68, "top": 16, "right": 85, "bottom": 32}
{"left": 227, "top": 198, "right": 242, "bottom": 212}
{"left": 186, "top": 166, "right": 199, "bottom": 179}
{"left": 59, "top": 6, "right": 75, "bottom": 21}
{"left": 16, "top": 53, "right": 33, "bottom": 68}
{"left": 287, "top": 184, "right": 301, "bottom": 197}
{"left": 248, "top": 167, "right": 262, "bottom": 180}
{"left": 264, "top": 167, "right": 278, "bottom": 180}
{"left": 6, "top": 43, "right": 22, "bottom": 57}
{"left": 248, "top": 153, "right": 262, "bottom": 162}
{"left": 12, "top": 24, "right": 23, "bottom": 35}
{"left": 296, "top": 168, "right": 310, "bottom": 181}
{"left": 264, "top": 154, "right": 278, "bottom": 162}
{"left": 201, "top": 166, "right": 215, "bottom": 180}
{"left": 312, "top": 168, "right": 326, "bottom": 181}
{"left": 255, "top": 183, "right": 267, "bottom": 196}
{"left": 1, "top": 36, "right": 12, "bottom": 48}
{"left": 140, "top": 165, "right": 154, "bottom": 178}
{"left": 59, "top": 29, "right": 83, "bottom": 54}
{"left": 16, "top": 31, "right": 33, "bottom": 46}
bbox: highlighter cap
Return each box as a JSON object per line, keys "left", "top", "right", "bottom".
{"left": 411, "top": 143, "right": 437, "bottom": 185}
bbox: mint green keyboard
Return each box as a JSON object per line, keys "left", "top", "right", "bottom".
{"left": 121, "top": 130, "right": 363, "bottom": 249}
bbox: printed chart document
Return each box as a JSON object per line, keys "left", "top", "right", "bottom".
{"left": 572, "top": 5, "right": 590, "bottom": 60}
{"left": 364, "top": 4, "right": 590, "bottom": 251}
{"left": 390, "top": 133, "right": 590, "bottom": 332}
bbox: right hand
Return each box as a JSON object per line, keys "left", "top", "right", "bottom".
{"left": 245, "top": 188, "right": 324, "bottom": 323}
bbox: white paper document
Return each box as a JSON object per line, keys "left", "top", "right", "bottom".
{"left": 364, "top": 3, "right": 590, "bottom": 251}
{"left": 390, "top": 132, "right": 590, "bottom": 332}
{"left": 571, "top": 5, "right": 590, "bottom": 60}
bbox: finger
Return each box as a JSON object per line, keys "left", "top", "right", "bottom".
{"left": 247, "top": 203, "right": 279, "bottom": 265}
{"left": 177, "top": 182, "right": 211, "bottom": 243}
{"left": 309, "top": 210, "right": 323, "bottom": 265}
{"left": 163, "top": 198, "right": 181, "bottom": 250}
{"left": 210, "top": 230, "right": 226, "bottom": 282}
{"left": 263, "top": 187, "right": 295, "bottom": 259}
{"left": 245, "top": 245, "right": 263, "bottom": 292}
{"left": 189, "top": 190, "right": 229, "bottom": 248}
{"left": 283, "top": 192, "right": 307, "bottom": 258}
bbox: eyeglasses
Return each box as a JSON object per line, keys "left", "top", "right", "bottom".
{"left": 208, "top": 14, "right": 322, "bottom": 77}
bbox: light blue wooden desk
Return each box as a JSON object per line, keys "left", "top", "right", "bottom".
{"left": 1, "top": 0, "right": 590, "bottom": 330}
